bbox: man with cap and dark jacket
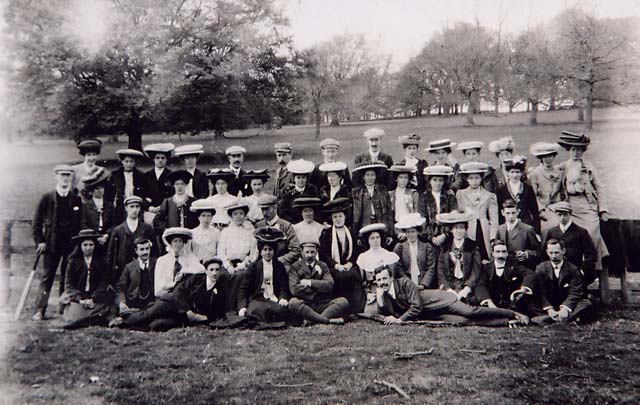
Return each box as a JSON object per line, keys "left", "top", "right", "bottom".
{"left": 117, "top": 238, "right": 156, "bottom": 312}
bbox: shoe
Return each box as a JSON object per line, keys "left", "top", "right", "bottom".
{"left": 108, "top": 317, "right": 124, "bottom": 327}
{"left": 329, "top": 317, "right": 345, "bottom": 325}
{"left": 31, "top": 311, "right": 44, "bottom": 321}
{"left": 513, "top": 312, "right": 530, "bottom": 325}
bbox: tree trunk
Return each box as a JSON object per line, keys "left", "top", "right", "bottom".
{"left": 526, "top": 101, "right": 530, "bottom": 112}
{"left": 508, "top": 102, "right": 514, "bottom": 113}
{"left": 329, "top": 110, "right": 340, "bottom": 126}
{"left": 314, "top": 108, "right": 321, "bottom": 139}
{"left": 438, "top": 105, "right": 442, "bottom": 116}
{"left": 109, "top": 134, "right": 119, "bottom": 143}
{"left": 454, "top": 104, "right": 459, "bottom": 115}
{"left": 577, "top": 107, "right": 584, "bottom": 122}
{"left": 465, "top": 96, "right": 475, "bottom": 126}
{"left": 585, "top": 89, "right": 593, "bottom": 130}
{"left": 127, "top": 120, "right": 143, "bottom": 151}
{"left": 528, "top": 100, "right": 538, "bottom": 126}
{"left": 494, "top": 87, "right": 500, "bottom": 114}
{"left": 548, "top": 95, "right": 556, "bottom": 111}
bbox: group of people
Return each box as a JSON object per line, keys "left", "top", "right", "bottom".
{"left": 30, "top": 128, "right": 609, "bottom": 330}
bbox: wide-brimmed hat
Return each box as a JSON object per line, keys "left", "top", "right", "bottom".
{"left": 395, "top": 213, "right": 426, "bottom": 230}
{"left": 426, "top": 139, "right": 456, "bottom": 153}
{"left": 359, "top": 223, "right": 387, "bottom": 237}
{"left": 398, "top": 133, "right": 421, "bottom": 146}
{"left": 319, "top": 138, "right": 340, "bottom": 149}
{"left": 319, "top": 161, "right": 347, "bottom": 174}
{"left": 174, "top": 144, "right": 204, "bottom": 157}
{"left": 363, "top": 128, "right": 385, "bottom": 139}
{"left": 488, "top": 137, "right": 515, "bottom": 154}
{"left": 436, "top": 210, "right": 475, "bottom": 224}
{"left": 206, "top": 168, "right": 235, "bottom": 182}
{"left": 162, "top": 227, "right": 193, "bottom": 245}
{"left": 244, "top": 169, "right": 270, "bottom": 182}
{"left": 457, "top": 141, "right": 484, "bottom": 152}
{"left": 274, "top": 142, "right": 293, "bottom": 153}
{"left": 144, "top": 143, "right": 175, "bottom": 159}
{"left": 389, "top": 165, "right": 416, "bottom": 177}
{"left": 504, "top": 156, "right": 527, "bottom": 171}
{"left": 203, "top": 257, "right": 224, "bottom": 268}
{"left": 558, "top": 131, "right": 591, "bottom": 149}
{"left": 322, "top": 197, "right": 352, "bottom": 214}
{"left": 423, "top": 165, "right": 454, "bottom": 177}
{"left": 254, "top": 226, "right": 286, "bottom": 244}
{"left": 167, "top": 169, "right": 193, "bottom": 184}
{"left": 225, "top": 145, "right": 246, "bottom": 155}
{"left": 458, "top": 162, "right": 489, "bottom": 175}
{"left": 257, "top": 194, "right": 277, "bottom": 207}
{"left": 287, "top": 159, "right": 315, "bottom": 175}
{"left": 82, "top": 167, "right": 110, "bottom": 189}
{"left": 190, "top": 199, "right": 217, "bottom": 214}
{"left": 550, "top": 201, "right": 572, "bottom": 213}
{"left": 225, "top": 200, "right": 250, "bottom": 216}
{"left": 123, "top": 195, "right": 144, "bottom": 206}
{"left": 76, "top": 138, "right": 102, "bottom": 155}
{"left": 352, "top": 161, "right": 387, "bottom": 175}
{"left": 72, "top": 229, "right": 101, "bottom": 243}
{"left": 529, "top": 142, "right": 560, "bottom": 157}
{"left": 292, "top": 197, "right": 322, "bottom": 211}
{"left": 116, "top": 149, "right": 144, "bottom": 159}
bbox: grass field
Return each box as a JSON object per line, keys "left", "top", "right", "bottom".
{"left": 1, "top": 107, "right": 639, "bottom": 404}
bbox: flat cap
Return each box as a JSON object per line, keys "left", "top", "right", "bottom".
{"left": 319, "top": 138, "right": 340, "bottom": 149}
{"left": 363, "top": 128, "right": 385, "bottom": 139}
{"left": 54, "top": 164, "right": 74, "bottom": 174}
{"left": 257, "top": 194, "right": 277, "bottom": 207}
{"left": 76, "top": 138, "right": 102, "bottom": 154}
{"left": 123, "top": 195, "right": 144, "bottom": 206}
{"left": 550, "top": 201, "right": 572, "bottom": 213}
{"left": 457, "top": 141, "right": 484, "bottom": 151}
{"left": 225, "top": 145, "right": 246, "bottom": 155}
{"left": 274, "top": 142, "right": 293, "bottom": 153}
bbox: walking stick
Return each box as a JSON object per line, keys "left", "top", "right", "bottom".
{"left": 14, "top": 252, "right": 42, "bottom": 321}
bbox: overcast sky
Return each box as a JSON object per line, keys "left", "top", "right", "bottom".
{"left": 282, "top": 0, "right": 640, "bottom": 69}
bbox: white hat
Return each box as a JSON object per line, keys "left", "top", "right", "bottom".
{"left": 529, "top": 142, "right": 560, "bottom": 157}
{"left": 363, "top": 128, "right": 385, "bottom": 139}
{"left": 225, "top": 145, "right": 246, "bottom": 155}
{"left": 116, "top": 149, "right": 145, "bottom": 159}
{"left": 425, "top": 139, "right": 456, "bottom": 152}
{"left": 359, "top": 223, "right": 387, "bottom": 236}
{"left": 319, "top": 161, "right": 347, "bottom": 173}
{"left": 423, "top": 165, "right": 454, "bottom": 177}
{"left": 286, "top": 159, "right": 314, "bottom": 175}
{"left": 436, "top": 210, "right": 475, "bottom": 224}
{"left": 144, "top": 143, "right": 175, "bottom": 158}
{"left": 162, "top": 227, "right": 193, "bottom": 245}
{"left": 457, "top": 141, "right": 484, "bottom": 152}
{"left": 488, "top": 137, "right": 515, "bottom": 154}
{"left": 395, "top": 213, "right": 426, "bottom": 230}
{"left": 53, "top": 164, "right": 74, "bottom": 174}
{"left": 189, "top": 199, "right": 217, "bottom": 213}
{"left": 174, "top": 144, "right": 204, "bottom": 157}
{"left": 458, "top": 162, "right": 489, "bottom": 175}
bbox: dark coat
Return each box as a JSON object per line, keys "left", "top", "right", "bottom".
{"left": 353, "top": 151, "right": 394, "bottom": 188}
{"left": 81, "top": 198, "right": 116, "bottom": 235}
{"left": 192, "top": 168, "right": 210, "bottom": 199}
{"left": 318, "top": 226, "right": 363, "bottom": 304}
{"left": 378, "top": 277, "right": 422, "bottom": 321}
{"left": 32, "top": 191, "right": 82, "bottom": 253}
{"left": 107, "top": 220, "right": 155, "bottom": 284}
{"left": 318, "top": 226, "right": 358, "bottom": 269}
{"left": 475, "top": 259, "right": 537, "bottom": 308}
{"left": 542, "top": 223, "right": 597, "bottom": 274}
{"left": 152, "top": 196, "right": 198, "bottom": 237}
{"left": 436, "top": 237, "right": 482, "bottom": 290}
{"left": 228, "top": 169, "right": 252, "bottom": 197}
{"left": 417, "top": 190, "right": 458, "bottom": 239}
{"left": 497, "top": 182, "right": 541, "bottom": 235}
{"left": 535, "top": 260, "right": 585, "bottom": 311}
{"left": 143, "top": 168, "right": 174, "bottom": 207}
{"left": 170, "top": 272, "right": 229, "bottom": 321}
{"left": 271, "top": 165, "right": 295, "bottom": 197}
{"left": 277, "top": 183, "right": 319, "bottom": 224}
{"left": 117, "top": 257, "right": 156, "bottom": 308}
{"left": 64, "top": 255, "right": 110, "bottom": 303}
{"left": 397, "top": 158, "right": 429, "bottom": 192}
{"left": 110, "top": 167, "right": 148, "bottom": 220}
{"left": 352, "top": 184, "right": 393, "bottom": 231}
{"left": 311, "top": 165, "right": 353, "bottom": 191}
{"left": 319, "top": 184, "right": 353, "bottom": 224}
{"left": 254, "top": 217, "right": 301, "bottom": 267}
{"left": 288, "top": 259, "right": 334, "bottom": 303}
{"left": 497, "top": 221, "right": 541, "bottom": 269}
{"left": 393, "top": 240, "right": 437, "bottom": 288}
{"left": 237, "top": 259, "right": 291, "bottom": 309}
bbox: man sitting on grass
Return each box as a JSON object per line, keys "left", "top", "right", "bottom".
{"left": 116, "top": 237, "right": 156, "bottom": 314}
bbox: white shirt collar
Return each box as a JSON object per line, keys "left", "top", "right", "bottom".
{"left": 495, "top": 261, "right": 505, "bottom": 276}
{"left": 206, "top": 276, "right": 217, "bottom": 291}
{"left": 267, "top": 215, "right": 280, "bottom": 226}
{"left": 154, "top": 167, "right": 165, "bottom": 178}
{"left": 388, "top": 281, "right": 397, "bottom": 299}
{"left": 506, "top": 220, "right": 519, "bottom": 232}
{"left": 138, "top": 258, "right": 149, "bottom": 269}
{"left": 453, "top": 238, "right": 464, "bottom": 249}
{"left": 84, "top": 256, "right": 93, "bottom": 267}
{"left": 126, "top": 218, "right": 139, "bottom": 232}
{"left": 552, "top": 261, "right": 564, "bottom": 278}
{"left": 559, "top": 220, "right": 572, "bottom": 233}
{"left": 92, "top": 196, "right": 103, "bottom": 206}
{"left": 56, "top": 185, "right": 70, "bottom": 197}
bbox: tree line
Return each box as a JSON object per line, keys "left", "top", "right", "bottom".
{"left": 2, "top": 1, "right": 639, "bottom": 146}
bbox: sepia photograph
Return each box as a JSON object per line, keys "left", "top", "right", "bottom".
{"left": 0, "top": 0, "right": 639, "bottom": 403}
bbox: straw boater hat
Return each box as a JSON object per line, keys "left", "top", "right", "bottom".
{"left": 423, "top": 165, "right": 454, "bottom": 177}
{"left": 82, "top": 167, "right": 110, "bottom": 189}
{"left": 353, "top": 161, "right": 387, "bottom": 176}
{"left": 488, "top": 136, "right": 515, "bottom": 154}
{"left": 72, "top": 229, "right": 101, "bottom": 243}
{"left": 558, "top": 131, "right": 591, "bottom": 149}
{"left": 363, "top": 128, "right": 385, "bottom": 139}
{"left": 504, "top": 156, "right": 527, "bottom": 172}
{"left": 144, "top": 143, "right": 175, "bottom": 159}
{"left": 319, "top": 138, "right": 340, "bottom": 150}
{"left": 76, "top": 138, "right": 102, "bottom": 155}
{"left": 174, "top": 144, "right": 204, "bottom": 157}
{"left": 436, "top": 210, "right": 475, "bottom": 225}
{"left": 225, "top": 145, "right": 246, "bottom": 155}
{"left": 243, "top": 169, "right": 270, "bottom": 183}
{"left": 458, "top": 162, "right": 489, "bottom": 175}
{"left": 319, "top": 161, "right": 347, "bottom": 174}
{"left": 322, "top": 197, "right": 352, "bottom": 214}
{"left": 189, "top": 199, "right": 217, "bottom": 214}
{"left": 254, "top": 226, "right": 286, "bottom": 245}
{"left": 398, "top": 133, "right": 421, "bottom": 146}
{"left": 426, "top": 139, "right": 456, "bottom": 153}
{"left": 359, "top": 223, "right": 387, "bottom": 237}
{"left": 529, "top": 142, "right": 560, "bottom": 158}
{"left": 292, "top": 197, "right": 322, "bottom": 212}
{"left": 395, "top": 213, "right": 426, "bottom": 230}
{"left": 206, "top": 168, "right": 235, "bottom": 182}
{"left": 116, "top": 149, "right": 145, "bottom": 159}
{"left": 123, "top": 195, "right": 144, "bottom": 206}
{"left": 457, "top": 141, "right": 484, "bottom": 152}
{"left": 550, "top": 201, "right": 572, "bottom": 213}
{"left": 225, "top": 199, "right": 250, "bottom": 217}
{"left": 274, "top": 142, "right": 293, "bottom": 153}
{"left": 389, "top": 165, "right": 416, "bottom": 178}
{"left": 257, "top": 194, "right": 277, "bottom": 207}
{"left": 162, "top": 227, "right": 193, "bottom": 245}
{"left": 167, "top": 169, "right": 193, "bottom": 184}
{"left": 286, "top": 159, "right": 315, "bottom": 175}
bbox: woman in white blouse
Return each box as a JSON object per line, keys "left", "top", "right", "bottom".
{"left": 205, "top": 169, "right": 237, "bottom": 229}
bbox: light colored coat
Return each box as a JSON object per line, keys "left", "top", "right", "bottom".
{"left": 456, "top": 187, "right": 498, "bottom": 258}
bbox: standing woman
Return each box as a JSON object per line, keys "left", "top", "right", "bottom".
{"left": 452, "top": 141, "right": 499, "bottom": 193}
{"left": 488, "top": 136, "right": 516, "bottom": 188}
{"left": 72, "top": 138, "right": 108, "bottom": 201}
{"left": 277, "top": 159, "right": 318, "bottom": 224}
{"left": 388, "top": 165, "right": 419, "bottom": 238}
{"left": 554, "top": 132, "right": 609, "bottom": 277}
{"left": 528, "top": 142, "right": 562, "bottom": 233}
{"left": 397, "top": 133, "right": 428, "bottom": 192}
{"left": 496, "top": 156, "right": 541, "bottom": 235}
{"left": 174, "top": 145, "right": 209, "bottom": 200}
{"left": 425, "top": 139, "right": 459, "bottom": 191}
{"left": 418, "top": 166, "right": 458, "bottom": 248}
{"left": 318, "top": 161, "right": 352, "bottom": 224}
{"left": 242, "top": 170, "right": 270, "bottom": 224}
{"left": 456, "top": 162, "right": 499, "bottom": 261}
{"left": 351, "top": 162, "right": 394, "bottom": 239}
{"left": 205, "top": 169, "right": 237, "bottom": 229}
{"left": 153, "top": 170, "right": 198, "bottom": 251}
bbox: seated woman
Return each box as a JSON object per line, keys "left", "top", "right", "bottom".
{"left": 242, "top": 170, "right": 270, "bottom": 224}
{"left": 237, "top": 226, "right": 291, "bottom": 324}
{"left": 418, "top": 166, "right": 458, "bottom": 248}
{"left": 278, "top": 159, "right": 318, "bottom": 224}
{"left": 435, "top": 210, "right": 482, "bottom": 304}
{"left": 189, "top": 199, "right": 221, "bottom": 264}
{"left": 205, "top": 168, "right": 237, "bottom": 229}
{"left": 292, "top": 197, "right": 324, "bottom": 246}
{"left": 59, "top": 230, "right": 114, "bottom": 329}
{"left": 356, "top": 223, "right": 400, "bottom": 314}
{"left": 393, "top": 213, "right": 437, "bottom": 289}
{"left": 318, "top": 161, "right": 352, "bottom": 224}
{"left": 154, "top": 227, "right": 205, "bottom": 297}
{"left": 388, "top": 165, "right": 419, "bottom": 236}
{"left": 318, "top": 198, "right": 364, "bottom": 314}
{"left": 352, "top": 162, "right": 394, "bottom": 242}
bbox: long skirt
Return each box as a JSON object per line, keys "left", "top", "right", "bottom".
{"left": 568, "top": 195, "right": 609, "bottom": 270}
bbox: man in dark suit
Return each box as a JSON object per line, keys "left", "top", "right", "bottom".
{"left": 142, "top": 143, "right": 175, "bottom": 209}
{"left": 543, "top": 202, "right": 598, "bottom": 286}
{"left": 174, "top": 144, "right": 209, "bottom": 199}
{"left": 237, "top": 227, "right": 291, "bottom": 323}
{"left": 117, "top": 238, "right": 156, "bottom": 312}
{"left": 271, "top": 143, "right": 295, "bottom": 197}
{"left": 497, "top": 199, "right": 541, "bottom": 269}
{"left": 226, "top": 145, "right": 252, "bottom": 197}
{"left": 311, "top": 138, "right": 353, "bottom": 190}
{"left": 353, "top": 128, "right": 394, "bottom": 187}
{"left": 535, "top": 239, "right": 593, "bottom": 323}
{"left": 32, "top": 165, "right": 82, "bottom": 320}
{"left": 288, "top": 240, "right": 350, "bottom": 324}
{"left": 475, "top": 240, "right": 540, "bottom": 316}
{"left": 110, "top": 149, "right": 148, "bottom": 223}
{"left": 393, "top": 214, "right": 437, "bottom": 288}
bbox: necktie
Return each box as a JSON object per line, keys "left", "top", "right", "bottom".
{"left": 174, "top": 255, "right": 182, "bottom": 277}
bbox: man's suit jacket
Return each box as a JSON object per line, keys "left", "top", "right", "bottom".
{"left": 417, "top": 190, "right": 458, "bottom": 239}
{"left": 378, "top": 277, "right": 423, "bottom": 321}
{"left": 170, "top": 272, "right": 229, "bottom": 321}
{"left": 117, "top": 257, "right": 156, "bottom": 308}
{"left": 81, "top": 198, "right": 116, "bottom": 235}
{"left": 237, "top": 259, "right": 291, "bottom": 309}
{"left": 352, "top": 184, "right": 393, "bottom": 231}
{"left": 497, "top": 183, "right": 541, "bottom": 235}
{"left": 64, "top": 255, "right": 110, "bottom": 303}
{"left": 277, "top": 183, "right": 319, "bottom": 223}
{"left": 535, "top": 260, "right": 584, "bottom": 311}
{"left": 436, "top": 237, "right": 482, "bottom": 290}
{"left": 475, "top": 258, "right": 537, "bottom": 307}
{"left": 192, "top": 168, "right": 210, "bottom": 199}
{"left": 254, "top": 217, "right": 301, "bottom": 266}
{"left": 107, "top": 220, "right": 155, "bottom": 284}
{"left": 288, "top": 259, "right": 334, "bottom": 303}
{"left": 393, "top": 240, "right": 437, "bottom": 288}
{"left": 397, "top": 158, "right": 428, "bottom": 192}
{"left": 32, "top": 191, "right": 82, "bottom": 253}
{"left": 110, "top": 167, "right": 148, "bottom": 217}
{"left": 143, "top": 168, "right": 174, "bottom": 207}
{"left": 271, "top": 165, "right": 294, "bottom": 197}
{"left": 542, "top": 223, "right": 597, "bottom": 274}
{"left": 228, "top": 168, "right": 252, "bottom": 197}
{"left": 497, "top": 221, "right": 541, "bottom": 269}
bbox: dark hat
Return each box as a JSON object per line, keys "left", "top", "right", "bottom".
{"left": 504, "top": 156, "right": 527, "bottom": 172}
{"left": 244, "top": 169, "right": 270, "bottom": 182}
{"left": 389, "top": 165, "right": 416, "bottom": 177}
{"left": 76, "top": 138, "right": 102, "bottom": 155}
{"left": 82, "top": 167, "right": 110, "bottom": 189}
{"left": 203, "top": 257, "right": 224, "bottom": 268}
{"left": 398, "top": 133, "right": 421, "bottom": 146}
{"left": 134, "top": 237, "right": 152, "bottom": 246}
{"left": 501, "top": 199, "right": 518, "bottom": 209}
{"left": 426, "top": 139, "right": 456, "bottom": 153}
{"left": 72, "top": 229, "right": 101, "bottom": 243}
{"left": 167, "top": 169, "right": 193, "bottom": 184}
{"left": 254, "top": 226, "right": 286, "bottom": 244}
{"left": 322, "top": 197, "right": 352, "bottom": 214}
{"left": 206, "top": 168, "right": 235, "bottom": 182}
{"left": 292, "top": 197, "right": 322, "bottom": 211}
{"left": 274, "top": 142, "right": 293, "bottom": 153}
{"left": 559, "top": 131, "right": 591, "bottom": 149}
